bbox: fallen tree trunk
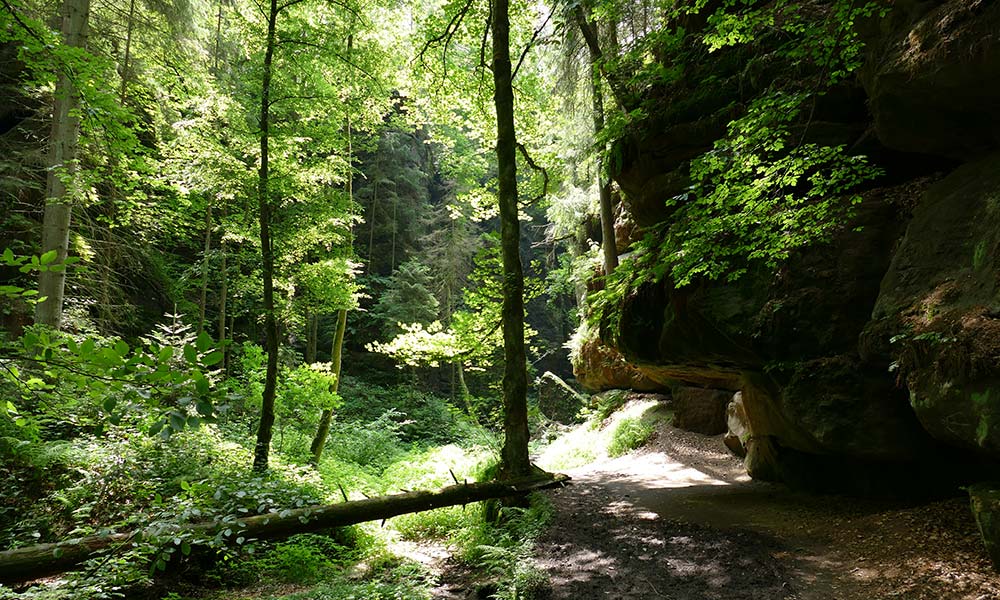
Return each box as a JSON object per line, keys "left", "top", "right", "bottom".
{"left": 1, "top": 474, "right": 569, "bottom": 584}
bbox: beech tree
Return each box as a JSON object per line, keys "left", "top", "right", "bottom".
{"left": 491, "top": 0, "right": 531, "bottom": 478}
{"left": 34, "top": 0, "right": 90, "bottom": 329}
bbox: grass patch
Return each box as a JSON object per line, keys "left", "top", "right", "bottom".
{"left": 534, "top": 398, "right": 667, "bottom": 470}
{"left": 607, "top": 417, "right": 655, "bottom": 457}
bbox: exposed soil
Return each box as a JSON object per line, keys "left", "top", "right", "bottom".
{"left": 435, "top": 422, "right": 1000, "bottom": 599}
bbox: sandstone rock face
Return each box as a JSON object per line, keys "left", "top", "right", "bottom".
{"left": 575, "top": 0, "right": 1000, "bottom": 492}
{"left": 862, "top": 0, "right": 1000, "bottom": 160}
{"left": 969, "top": 483, "right": 1000, "bottom": 571}
{"left": 573, "top": 334, "right": 661, "bottom": 393}
{"left": 866, "top": 153, "right": 1000, "bottom": 457}
{"left": 724, "top": 392, "right": 749, "bottom": 458}
{"left": 670, "top": 386, "right": 730, "bottom": 435}
{"left": 537, "top": 371, "right": 586, "bottom": 424}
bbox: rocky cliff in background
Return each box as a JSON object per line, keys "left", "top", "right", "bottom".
{"left": 579, "top": 0, "right": 1000, "bottom": 492}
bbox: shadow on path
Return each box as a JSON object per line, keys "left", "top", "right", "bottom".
{"left": 531, "top": 426, "right": 998, "bottom": 600}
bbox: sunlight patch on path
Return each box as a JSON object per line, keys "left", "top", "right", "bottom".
{"left": 567, "top": 448, "right": 746, "bottom": 492}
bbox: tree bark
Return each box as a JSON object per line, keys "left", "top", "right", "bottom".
{"left": 491, "top": 0, "right": 531, "bottom": 480}
{"left": 306, "top": 312, "right": 318, "bottom": 364}
{"left": 580, "top": 10, "right": 618, "bottom": 276}
{"left": 197, "top": 203, "right": 213, "bottom": 335}
{"left": 0, "top": 474, "right": 569, "bottom": 585}
{"left": 253, "top": 0, "right": 280, "bottom": 473}
{"left": 572, "top": 4, "right": 630, "bottom": 112}
{"left": 217, "top": 207, "right": 228, "bottom": 372}
{"left": 118, "top": 0, "right": 136, "bottom": 103}
{"left": 35, "top": 0, "right": 90, "bottom": 330}
{"left": 310, "top": 31, "right": 353, "bottom": 465}
{"left": 309, "top": 307, "right": 346, "bottom": 463}
{"left": 456, "top": 359, "right": 473, "bottom": 416}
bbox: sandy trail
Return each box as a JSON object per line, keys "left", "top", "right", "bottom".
{"left": 529, "top": 426, "right": 1000, "bottom": 600}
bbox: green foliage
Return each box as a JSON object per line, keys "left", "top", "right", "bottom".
{"left": 261, "top": 557, "right": 435, "bottom": 600}
{"left": 453, "top": 496, "right": 553, "bottom": 600}
{"left": 607, "top": 417, "right": 654, "bottom": 457}
{"left": 325, "top": 410, "right": 406, "bottom": 475}
{"left": 336, "top": 377, "right": 472, "bottom": 444}
{"left": 666, "top": 92, "right": 880, "bottom": 286}
{"left": 258, "top": 534, "right": 349, "bottom": 584}
{"left": 590, "top": 389, "right": 629, "bottom": 425}
{"left": 0, "top": 248, "right": 81, "bottom": 303}
{"left": 0, "top": 318, "right": 224, "bottom": 437}
{"left": 583, "top": 0, "right": 889, "bottom": 334}
{"left": 372, "top": 260, "right": 441, "bottom": 337}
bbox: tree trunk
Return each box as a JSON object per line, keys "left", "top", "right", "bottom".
{"left": 491, "top": 0, "right": 531, "bottom": 480}
{"left": 572, "top": 4, "right": 630, "bottom": 112}
{"left": 306, "top": 312, "right": 318, "bottom": 364}
{"left": 456, "top": 359, "right": 473, "bottom": 416}
{"left": 310, "top": 31, "right": 353, "bottom": 465}
{"left": 197, "top": 203, "right": 213, "bottom": 335}
{"left": 213, "top": 0, "right": 223, "bottom": 73}
{"left": 0, "top": 474, "right": 569, "bottom": 585}
{"left": 581, "top": 11, "right": 618, "bottom": 276}
{"left": 217, "top": 208, "right": 228, "bottom": 370}
{"left": 309, "top": 308, "right": 346, "bottom": 463}
{"left": 118, "top": 0, "right": 136, "bottom": 103}
{"left": 391, "top": 195, "right": 397, "bottom": 272}
{"left": 35, "top": 0, "right": 90, "bottom": 330}
{"left": 253, "top": 0, "right": 280, "bottom": 473}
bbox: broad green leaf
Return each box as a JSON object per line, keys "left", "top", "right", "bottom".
{"left": 194, "top": 372, "right": 209, "bottom": 395}
{"left": 196, "top": 331, "right": 212, "bottom": 352}
{"left": 202, "top": 350, "right": 223, "bottom": 366}
{"left": 196, "top": 400, "right": 213, "bottom": 417}
{"left": 158, "top": 346, "right": 174, "bottom": 362}
{"left": 169, "top": 412, "right": 186, "bottom": 431}
{"left": 39, "top": 250, "right": 57, "bottom": 265}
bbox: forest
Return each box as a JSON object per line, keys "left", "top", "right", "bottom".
{"left": 3, "top": 0, "right": 1000, "bottom": 598}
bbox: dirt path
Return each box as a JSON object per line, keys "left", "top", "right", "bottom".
{"left": 530, "top": 426, "right": 1000, "bottom": 600}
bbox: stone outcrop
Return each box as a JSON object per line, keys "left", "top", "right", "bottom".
{"left": 860, "top": 0, "right": 1000, "bottom": 161}
{"left": 573, "top": 333, "right": 661, "bottom": 392}
{"left": 970, "top": 483, "right": 1000, "bottom": 570}
{"left": 670, "top": 386, "right": 730, "bottom": 435}
{"left": 864, "top": 154, "right": 1000, "bottom": 457}
{"left": 576, "top": 0, "right": 1000, "bottom": 494}
{"left": 724, "top": 392, "right": 749, "bottom": 457}
{"left": 536, "top": 371, "right": 587, "bottom": 424}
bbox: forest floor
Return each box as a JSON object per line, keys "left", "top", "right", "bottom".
{"left": 431, "top": 422, "right": 1000, "bottom": 600}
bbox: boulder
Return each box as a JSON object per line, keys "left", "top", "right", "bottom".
{"left": 862, "top": 0, "right": 1000, "bottom": 160}
{"left": 670, "top": 386, "right": 730, "bottom": 435}
{"left": 969, "top": 483, "right": 1000, "bottom": 571}
{"left": 536, "top": 371, "right": 586, "bottom": 424}
{"left": 572, "top": 333, "right": 661, "bottom": 393}
{"left": 867, "top": 153, "right": 1000, "bottom": 458}
{"left": 744, "top": 435, "right": 782, "bottom": 482}
{"left": 724, "top": 392, "right": 749, "bottom": 458}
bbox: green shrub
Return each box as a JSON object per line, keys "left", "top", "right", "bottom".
{"left": 325, "top": 410, "right": 405, "bottom": 474}
{"left": 607, "top": 417, "right": 654, "bottom": 457}
{"left": 260, "top": 534, "right": 348, "bottom": 583}
{"left": 455, "top": 496, "right": 553, "bottom": 600}
{"left": 393, "top": 505, "right": 477, "bottom": 540}
{"left": 337, "top": 378, "right": 468, "bottom": 444}
{"left": 591, "top": 390, "right": 629, "bottom": 426}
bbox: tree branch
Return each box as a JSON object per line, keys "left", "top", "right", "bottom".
{"left": 512, "top": 3, "right": 556, "bottom": 81}
{"left": 572, "top": 4, "right": 630, "bottom": 112}
{"left": 516, "top": 142, "right": 548, "bottom": 205}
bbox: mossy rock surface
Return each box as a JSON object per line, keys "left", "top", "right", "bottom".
{"left": 969, "top": 482, "right": 1000, "bottom": 571}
